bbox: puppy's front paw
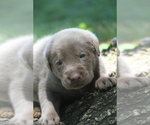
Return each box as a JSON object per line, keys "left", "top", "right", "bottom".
{"left": 38, "top": 112, "right": 60, "bottom": 125}
{"left": 117, "top": 77, "right": 150, "bottom": 90}
{"left": 95, "top": 77, "right": 116, "bottom": 89}
{"left": 9, "top": 113, "right": 33, "bottom": 125}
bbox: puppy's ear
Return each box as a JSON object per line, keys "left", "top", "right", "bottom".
{"left": 88, "top": 40, "right": 100, "bottom": 56}
{"left": 43, "top": 50, "right": 53, "bottom": 71}
{"left": 43, "top": 46, "right": 53, "bottom": 72}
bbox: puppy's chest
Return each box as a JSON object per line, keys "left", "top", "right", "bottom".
{"left": 56, "top": 83, "right": 93, "bottom": 101}
{"left": 47, "top": 72, "right": 94, "bottom": 100}
{"left": 60, "top": 89, "right": 86, "bottom": 100}
{"left": 48, "top": 81, "right": 88, "bottom": 99}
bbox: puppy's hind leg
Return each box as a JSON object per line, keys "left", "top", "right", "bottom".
{"left": 95, "top": 57, "right": 117, "bottom": 89}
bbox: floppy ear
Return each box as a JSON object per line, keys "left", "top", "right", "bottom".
{"left": 43, "top": 49, "right": 53, "bottom": 71}
{"left": 93, "top": 40, "right": 100, "bottom": 56}
{"left": 43, "top": 43, "right": 53, "bottom": 72}
{"left": 88, "top": 40, "right": 100, "bottom": 56}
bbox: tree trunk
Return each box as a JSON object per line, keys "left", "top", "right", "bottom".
{"left": 59, "top": 87, "right": 117, "bottom": 125}
{"left": 1, "top": 85, "right": 150, "bottom": 125}
{"left": 117, "top": 85, "right": 150, "bottom": 125}
{"left": 59, "top": 84, "right": 150, "bottom": 125}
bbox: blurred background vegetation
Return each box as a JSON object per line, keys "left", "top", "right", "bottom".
{"left": 1, "top": 0, "right": 149, "bottom": 49}
{"left": 0, "top": 0, "right": 33, "bottom": 43}
{"left": 34, "top": 0, "right": 116, "bottom": 42}
{"left": 117, "top": 0, "right": 150, "bottom": 50}
{"left": 0, "top": 0, "right": 116, "bottom": 44}
{"left": 117, "top": 0, "right": 150, "bottom": 42}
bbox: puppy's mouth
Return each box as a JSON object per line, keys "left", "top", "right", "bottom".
{"left": 62, "top": 78, "right": 93, "bottom": 90}
{"left": 61, "top": 70, "right": 94, "bottom": 89}
{"left": 63, "top": 83, "right": 87, "bottom": 90}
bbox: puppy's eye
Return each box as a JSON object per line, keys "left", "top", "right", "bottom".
{"left": 79, "top": 54, "right": 86, "bottom": 58}
{"left": 56, "top": 60, "right": 62, "bottom": 66}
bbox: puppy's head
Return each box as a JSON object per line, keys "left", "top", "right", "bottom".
{"left": 44, "top": 28, "right": 100, "bottom": 89}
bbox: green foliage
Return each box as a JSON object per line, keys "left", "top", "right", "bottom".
{"left": 0, "top": 0, "right": 33, "bottom": 42}
{"left": 119, "top": 43, "right": 139, "bottom": 51}
{"left": 34, "top": 0, "right": 116, "bottom": 42}
{"left": 117, "top": 0, "right": 150, "bottom": 41}
{"left": 77, "top": 22, "right": 92, "bottom": 31}
{"left": 99, "top": 43, "right": 110, "bottom": 51}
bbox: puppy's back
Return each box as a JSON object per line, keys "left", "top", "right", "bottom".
{"left": 0, "top": 35, "right": 33, "bottom": 101}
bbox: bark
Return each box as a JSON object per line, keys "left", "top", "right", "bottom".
{"left": 1, "top": 84, "right": 150, "bottom": 125}
{"left": 117, "top": 85, "right": 150, "bottom": 125}
{"left": 59, "top": 84, "right": 150, "bottom": 125}
{"left": 59, "top": 87, "right": 117, "bottom": 125}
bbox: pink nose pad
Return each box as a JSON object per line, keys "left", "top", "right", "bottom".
{"left": 68, "top": 73, "right": 81, "bottom": 82}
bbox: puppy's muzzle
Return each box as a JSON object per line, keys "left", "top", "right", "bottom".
{"left": 67, "top": 72, "right": 82, "bottom": 82}
{"left": 63, "top": 68, "right": 87, "bottom": 89}
{"left": 62, "top": 65, "right": 92, "bottom": 89}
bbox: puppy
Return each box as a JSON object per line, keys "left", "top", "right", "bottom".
{"left": 34, "top": 28, "right": 116, "bottom": 125}
{"left": 0, "top": 36, "right": 33, "bottom": 125}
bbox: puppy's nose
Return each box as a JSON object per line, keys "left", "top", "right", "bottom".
{"left": 68, "top": 73, "right": 81, "bottom": 82}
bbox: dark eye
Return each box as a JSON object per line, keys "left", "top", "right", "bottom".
{"left": 56, "top": 60, "right": 62, "bottom": 66}
{"left": 79, "top": 54, "right": 86, "bottom": 58}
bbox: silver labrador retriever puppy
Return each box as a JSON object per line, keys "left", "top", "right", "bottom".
{"left": 34, "top": 28, "right": 116, "bottom": 125}
{"left": 0, "top": 36, "right": 33, "bottom": 125}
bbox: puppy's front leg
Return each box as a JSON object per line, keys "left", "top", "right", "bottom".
{"left": 9, "top": 79, "right": 33, "bottom": 125}
{"left": 95, "top": 57, "right": 116, "bottom": 89}
{"left": 38, "top": 80, "right": 60, "bottom": 125}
